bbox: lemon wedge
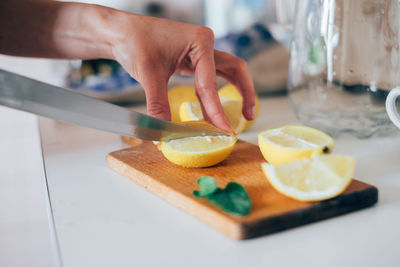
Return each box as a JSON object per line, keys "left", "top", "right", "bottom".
{"left": 218, "top": 84, "right": 260, "bottom": 130}
{"left": 159, "top": 121, "right": 237, "bottom": 168}
{"left": 179, "top": 98, "right": 247, "bottom": 134}
{"left": 258, "top": 125, "right": 334, "bottom": 164}
{"left": 179, "top": 101, "right": 203, "bottom": 121}
{"left": 168, "top": 86, "right": 198, "bottom": 122}
{"left": 261, "top": 154, "right": 355, "bottom": 201}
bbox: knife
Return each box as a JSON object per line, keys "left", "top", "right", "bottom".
{"left": 0, "top": 69, "right": 228, "bottom": 141}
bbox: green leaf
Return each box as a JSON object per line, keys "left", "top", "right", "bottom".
{"left": 193, "top": 176, "right": 218, "bottom": 197}
{"left": 193, "top": 177, "right": 252, "bottom": 216}
{"left": 207, "top": 182, "right": 251, "bottom": 216}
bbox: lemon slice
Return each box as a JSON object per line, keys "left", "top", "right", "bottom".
{"left": 258, "top": 125, "right": 334, "bottom": 164}
{"left": 218, "top": 84, "right": 260, "bottom": 130}
{"left": 168, "top": 86, "right": 198, "bottom": 122}
{"left": 160, "top": 121, "right": 237, "bottom": 168}
{"left": 261, "top": 154, "right": 355, "bottom": 201}
{"left": 179, "top": 98, "right": 247, "bottom": 134}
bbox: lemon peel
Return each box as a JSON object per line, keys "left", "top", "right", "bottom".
{"left": 159, "top": 121, "right": 237, "bottom": 168}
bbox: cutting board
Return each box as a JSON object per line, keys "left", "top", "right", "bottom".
{"left": 107, "top": 139, "right": 378, "bottom": 240}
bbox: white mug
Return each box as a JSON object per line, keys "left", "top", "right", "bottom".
{"left": 386, "top": 88, "right": 400, "bottom": 129}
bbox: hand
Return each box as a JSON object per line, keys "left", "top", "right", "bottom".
{"left": 0, "top": 1, "right": 255, "bottom": 132}
{"left": 110, "top": 14, "right": 255, "bottom": 132}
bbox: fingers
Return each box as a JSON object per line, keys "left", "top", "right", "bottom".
{"left": 214, "top": 50, "right": 256, "bottom": 121}
{"left": 194, "top": 51, "right": 234, "bottom": 133}
{"left": 140, "top": 69, "right": 171, "bottom": 121}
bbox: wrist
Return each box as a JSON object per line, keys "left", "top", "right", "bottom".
{"left": 82, "top": 4, "right": 121, "bottom": 60}
{"left": 89, "top": 5, "right": 136, "bottom": 61}
{"left": 53, "top": 3, "right": 131, "bottom": 60}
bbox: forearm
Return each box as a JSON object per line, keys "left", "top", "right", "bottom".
{"left": 0, "top": 0, "right": 126, "bottom": 60}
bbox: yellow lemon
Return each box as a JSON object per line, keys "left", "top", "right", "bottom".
{"left": 179, "top": 101, "right": 203, "bottom": 121}
{"left": 261, "top": 154, "right": 355, "bottom": 201}
{"left": 168, "top": 86, "right": 198, "bottom": 122}
{"left": 218, "top": 84, "right": 260, "bottom": 130}
{"left": 159, "top": 121, "right": 237, "bottom": 168}
{"left": 258, "top": 125, "right": 334, "bottom": 164}
{"left": 178, "top": 98, "right": 247, "bottom": 134}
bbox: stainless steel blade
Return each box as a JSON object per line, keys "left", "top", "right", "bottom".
{"left": 0, "top": 69, "right": 228, "bottom": 141}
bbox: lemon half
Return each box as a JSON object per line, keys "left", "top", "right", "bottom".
{"left": 168, "top": 86, "right": 198, "bottom": 122}
{"left": 258, "top": 125, "right": 334, "bottom": 164}
{"left": 160, "top": 121, "right": 237, "bottom": 168}
{"left": 218, "top": 84, "right": 259, "bottom": 130}
{"left": 261, "top": 154, "right": 355, "bottom": 201}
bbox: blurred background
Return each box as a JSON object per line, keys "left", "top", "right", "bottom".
{"left": 0, "top": 0, "right": 294, "bottom": 105}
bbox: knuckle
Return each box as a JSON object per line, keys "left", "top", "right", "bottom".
{"left": 196, "top": 83, "right": 208, "bottom": 93}
{"left": 195, "top": 26, "right": 215, "bottom": 44}
{"left": 196, "top": 84, "right": 217, "bottom": 98}
{"left": 236, "top": 57, "right": 248, "bottom": 69}
{"left": 230, "top": 58, "right": 249, "bottom": 79}
{"left": 147, "top": 100, "right": 170, "bottom": 119}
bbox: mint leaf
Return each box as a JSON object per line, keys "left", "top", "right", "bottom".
{"left": 193, "top": 177, "right": 251, "bottom": 216}
{"left": 193, "top": 176, "right": 218, "bottom": 197}
{"left": 207, "top": 182, "right": 251, "bottom": 216}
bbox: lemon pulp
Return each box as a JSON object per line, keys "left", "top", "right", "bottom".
{"left": 258, "top": 125, "right": 334, "bottom": 164}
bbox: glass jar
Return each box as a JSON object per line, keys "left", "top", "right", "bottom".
{"left": 287, "top": 0, "right": 400, "bottom": 138}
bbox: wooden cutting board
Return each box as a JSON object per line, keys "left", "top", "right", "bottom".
{"left": 107, "top": 139, "right": 378, "bottom": 240}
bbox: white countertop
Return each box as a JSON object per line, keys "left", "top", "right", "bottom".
{"left": 0, "top": 106, "right": 57, "bottom": 267}
{"left": 1, "top": 57, "right": 400, "bottom": 267}
{"left": 38, "top": 97, "right": 400, "bottom": 267}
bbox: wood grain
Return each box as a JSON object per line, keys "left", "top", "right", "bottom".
{"left": 106, "top": 140, "right": 378, "bottom": 240}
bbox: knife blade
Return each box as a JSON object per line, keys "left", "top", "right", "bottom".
{"left": 0, "top": 69, "right": 228, "bottom": 141}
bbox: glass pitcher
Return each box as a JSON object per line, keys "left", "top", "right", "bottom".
{"left": 284, "top": 0, "right": 400, "bottom": 138}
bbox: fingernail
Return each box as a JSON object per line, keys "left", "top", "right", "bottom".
{"left": 211, "top": 114, "right": 235, "bottom": 134}
{"left": 223, "top": 120, "right": 235, "bottom": 134}
{"left": 215, "top": 117, "right": 234, "bottom": 133}
{"left": 247, "top": 105, "right": 256, "bottom": 120}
